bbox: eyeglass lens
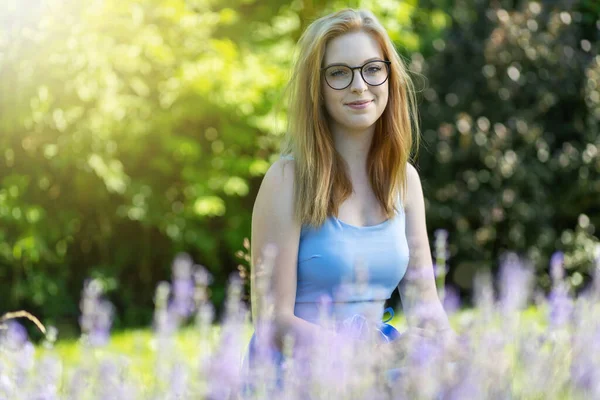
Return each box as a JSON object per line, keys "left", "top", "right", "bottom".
{"left": 324, "top": 61, "right": 389, "bottom": 90}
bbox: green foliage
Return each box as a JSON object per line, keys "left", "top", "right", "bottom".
{"left": 414, "top": 0, "right": 600, "bottom": 294}
{"left": 0, "top": 0, "right": 448, "bottom": 329}
{"left": 1, "top": 0, "right": 597, "bottom": 330}
{"left": 0, "top": 0, "right": 289, "bottom": 328}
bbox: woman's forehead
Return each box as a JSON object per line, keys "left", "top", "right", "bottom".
{"left": 323, "top": 31, "right": 384, "bottom": 66}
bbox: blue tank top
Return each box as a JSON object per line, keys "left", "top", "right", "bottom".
{"left": 242, "top": 157, "right": 410, "bottom": 372}
{"left": 292, "top": 182, "right": 410, "bottom": 325}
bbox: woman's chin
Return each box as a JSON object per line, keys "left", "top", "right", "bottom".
{"left": 328, "top": 114, "right": 378, "bottom": 135}
{"left": 343, "top": 117, "right": 377, "bottom": 132}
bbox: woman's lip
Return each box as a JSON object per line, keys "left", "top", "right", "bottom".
{"left": 346, "top": 100, "right": 372, "bottom": 105}
{"left": 345, "top": 100, "right": 373, "bottom": 109}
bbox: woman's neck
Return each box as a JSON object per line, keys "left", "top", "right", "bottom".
{"left": 331, "top": 126, "right": 375, "bottom": 176}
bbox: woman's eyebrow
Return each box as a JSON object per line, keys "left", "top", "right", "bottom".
{"left": 323, "top": 57, "right": 383, "bottom": 68}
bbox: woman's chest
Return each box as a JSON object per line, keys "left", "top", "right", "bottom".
{"left": 297, "top": 217, "right": 410, "bottom": 293}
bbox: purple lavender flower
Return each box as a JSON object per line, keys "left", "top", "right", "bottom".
{"left": 79, "top": 279, "right": 114, "bottom": 346}
{"left": 207, "top": 324, "right": 245, "bottom": 398}
{"left": 443, "top": 285, "right": 461, "bottom": 314}
{"left": 548, "top": 286, "right": 573, "bottom": 329}
{"left": 13, "top": 243, "right": 600, "bottom": 398}
{"left": 341, "top": 314, "right": 371, "bottom": 341}
{"left": 30, "top": 353, "right": 62, "bottom": 400}
{"left": 1, "top": 321, "right": 28, "bottom": 350}
{"left": 153, "top": 281, "right": 178, "bottom": 335}
{"left": 593, "top": 244, "right": 600, "bottom": 296}
{"left": 434, "top": 229, "right": 450, "bottom": 302}
{"left": 498, "top": 252, "right": 533, "bottom": 313}
{"left": 169, "top": 362, "right": 189, "bottom": 399}
{"left": 169, "top": 278, "right": 195, "bottom": 319}
{"left": 170, "top": 253, "right": 196, "bottom": 319}
{"left": 548, "top": 251, "right": 573, "bottom": 328}
{"left": 550, "top": 251, "right": 565, "bottom": 283}
{"left": 89, "top": 300, "right": 114, "bottom": 346}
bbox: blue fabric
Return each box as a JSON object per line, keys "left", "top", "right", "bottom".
{"left": 244, "top": 154, "right": 411, "bottom": 379}
{"left": 245, "top": 317, "right": 401, "bottom": 367}
{"left": 295, "top": 205, "right": 409, "bottom": 308}
{"left": 242, "top": 315, "right": 404, "bottom": 394}
{"left": 292, "top": 198, "right": 410, "bottom": 328}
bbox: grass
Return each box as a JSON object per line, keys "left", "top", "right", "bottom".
{"left": 19, "top": 305, "right": 564, "bottom": 398}
{"left": 40, "top": 305, "right": 547, "bottom": 383}
{"left": 38, "top": 325, "right": 240, "bottom": 392}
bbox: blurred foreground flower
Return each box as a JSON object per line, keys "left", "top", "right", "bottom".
{"left": 1, "top": 245, "right": 600, "bottom": 399}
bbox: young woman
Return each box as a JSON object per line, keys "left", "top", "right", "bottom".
{"left": 248, "top": 8, "right": 454, "bottom": 370}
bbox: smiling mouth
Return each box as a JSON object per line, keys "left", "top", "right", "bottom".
{"left": 346, "top": 100, "right": 373, "bottom": 105}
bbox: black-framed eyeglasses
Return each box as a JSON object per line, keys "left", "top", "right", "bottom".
{"left": 321, "top": 60, "right": 391, "bottom": 90}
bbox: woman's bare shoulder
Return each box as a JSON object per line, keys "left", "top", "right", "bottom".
{"left": 404, "top": 162, "right": 423, "bottom": 210}
{"left": 260, "top": 158, "right": 295, "bottom": 197}
{"left": 269, "top": 157, "right": 296, "bottom": 181}
{"left": 406, "top": 162, "right": 419, "bottom": 181}
{"left": 253, "top": 158, "right": 297, "bottom": 224}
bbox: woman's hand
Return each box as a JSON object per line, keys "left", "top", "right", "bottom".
{"left": 374, "top": 327, "right": 428, "bottom": 365}
{"left": 376, "top": 327, "right": 467, "bottom": 366}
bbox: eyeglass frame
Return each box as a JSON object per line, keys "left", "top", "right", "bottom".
{"left": 320, "top": 60, "right": 392, "bottom": 90}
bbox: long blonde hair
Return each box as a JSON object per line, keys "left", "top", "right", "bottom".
{"left": 280, "top": 8, "right": 420, "bottom": 227}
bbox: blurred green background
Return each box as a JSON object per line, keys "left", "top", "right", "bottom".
{"left": 1, "top": 0, "right": 599, "bottom": 335}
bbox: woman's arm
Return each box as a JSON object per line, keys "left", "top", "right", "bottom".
{"left": 398, "top": 164, "right": 452, "bottom": 334}
{"left": 251, "top": 159, "right": 336, "bottom": 351}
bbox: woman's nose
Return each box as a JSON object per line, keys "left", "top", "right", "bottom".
{"left": 350, "top": 69, "right": 368, "bottom": 93}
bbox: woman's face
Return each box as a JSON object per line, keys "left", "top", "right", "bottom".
{"left": 321, "top": 30, "right": 389, "bottom": 135}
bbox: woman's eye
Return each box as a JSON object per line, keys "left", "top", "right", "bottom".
{"left": 366, "top": 67, "right": 382, "bottom": 74}
{"left": 329, "top": 69, "right": 348, "bottom": 77}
